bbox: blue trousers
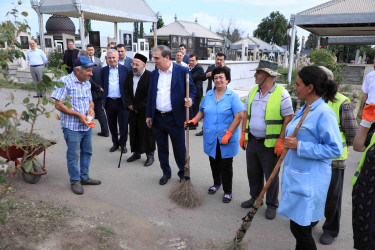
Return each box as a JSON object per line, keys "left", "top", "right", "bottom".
{"left": 62, "top": 128, "right": 92, "bottom": 184}
{"left": 152, "top": 112, "right": 185, "bottom": 178}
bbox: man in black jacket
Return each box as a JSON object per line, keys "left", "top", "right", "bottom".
{"left": 189, "top": 54, "right": 205, "bottom": 130}
{"left": 63, "top": 41, "right": 79, "bottom": 73}
{"left": 124, "top": 53, "right": 155, "bottom": 166}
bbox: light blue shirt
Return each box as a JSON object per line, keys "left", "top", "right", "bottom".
{"left": 26, "top": 48, "right": 47, "bottom": 66}
{"left": 51, "top": 72, "right": 93, "bottom": 131}
{"left": 279, "top": 97, "right": 343, "bottom": 226}
{"left": 118, "top": 59, "right": 125, "bottom": 65}
{"left": 108, "top": 66, "right": 121, "bottom": 98}
{"left": 200, "top": 88, "right": 244, "bottom": 159}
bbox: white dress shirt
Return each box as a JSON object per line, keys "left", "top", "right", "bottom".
{"left": 118, "top": 58, "right": 125, "bottom": 66}
{"left": 108, "top": 66, "right": 121, "bottom": 98}
{"left": 362, "top": 70, "right": 375, "bottom": 104}
{"left": 156, "top": 63, "right": 173, "bottom": 112}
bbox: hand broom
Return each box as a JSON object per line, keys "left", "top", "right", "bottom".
{"left": 225, "top": 105, "right": 312, "bottom": 249}
{"left": 168, "top": 73, "right": 202, "bottom": 208}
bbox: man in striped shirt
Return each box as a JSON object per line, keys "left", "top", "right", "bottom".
{"left": 51, "top": 56, "right": 101, "bottom": 195}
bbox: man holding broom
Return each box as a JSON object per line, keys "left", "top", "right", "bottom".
{"left": 240, "top": 60, "right": 293, "bottom": 219}
{"left": 146, "top": 45, "right": 196, "bottom": 185}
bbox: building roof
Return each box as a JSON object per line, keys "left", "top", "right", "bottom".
{"left": 294, "top": 0, "right": 375, "bottom": 37}
{"left": 233, "top": 37, "right": 284, "bottom": 53}
{"left": 298, "top": 0, "right": 375, "bottom": 15}
{"left": 145, "top": 20, "right": 223, "bottom": 41}
{"left": 36, "top": 0, "right": 157, "bottom": 23}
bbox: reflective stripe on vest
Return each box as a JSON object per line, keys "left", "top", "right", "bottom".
{"left": 352, "top": 133, "right": 375, "bottom": 186}
{"left": 328, "top": 93, "right": 350, "bottom": 161}
{"left": 245, "top": 85, "right": 284, "bottom": 148}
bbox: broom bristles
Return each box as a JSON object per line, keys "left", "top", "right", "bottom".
{"left": 169, "top": 180, "right": 202, "bottom": 208}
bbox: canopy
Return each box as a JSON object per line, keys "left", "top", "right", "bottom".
{"left": 287, "top": 0, "right": 375, "bottom": 82}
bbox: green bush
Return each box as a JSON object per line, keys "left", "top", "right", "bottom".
{"left": 309, "top": 48, "right": 347, "bottom": 84}
{"left": 47, "top": 50, "right": 63, "bottom": 69}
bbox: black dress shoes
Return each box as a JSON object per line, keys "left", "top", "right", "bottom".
{"left": 121, "top": 147, "right": 127, "bottom": 154}
{"left": 159, "top": 175, "right": 171, "bottom": 185}
{"left": 97, "top": 132, "right": 109, "bottom": 137}
{"left": 127, "top": 153, "right": 141, "bottom": 162}
{"left": 144, "top": 157, "right": 154, "bottom": 167}
{"left": 109, "top": 145, "right": 119, "bottom": 152}
{"left": 195, "top": 130, "right": 203, "bottom": 136}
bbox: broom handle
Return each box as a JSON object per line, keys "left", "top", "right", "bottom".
{"left": 254, "top": 105, "right": 312, "bottom": 206}
{"left": 186, "top": 73, "right": 190, "bottom": 157}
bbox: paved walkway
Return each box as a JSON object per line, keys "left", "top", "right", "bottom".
{"left": 1, "top": 88, "right": 360, "bottom": 249}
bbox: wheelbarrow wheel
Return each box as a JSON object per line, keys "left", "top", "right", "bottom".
{"left": 22, "top": 159, "right": 43, "bottom": 184}
{"left": 22, "top": 172, "right": 41, "bottom": 184}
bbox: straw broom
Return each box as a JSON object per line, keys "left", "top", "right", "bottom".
{"left": 223, "top": 105, "right": 312, "bottom": 249}
{"left": 169, "top": 73, "right": 202, "bottom": 208}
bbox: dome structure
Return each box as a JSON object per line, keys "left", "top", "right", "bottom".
{"left": 45, "top": 15, "right": 76, "bottom": 37}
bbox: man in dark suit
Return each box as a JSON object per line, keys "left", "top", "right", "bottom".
{"left": 87, "top": 44, "right": 109, "bottom": 137}
{"left": 196, "top": 53, "right": 231, "bottom": 136}
{"left": 179, "top": 44, "right": 189, "bottom": 65}
{"left": 189, "top": 53, "right": 205, "bottom": 130}
{"left": 100, "top": 49, "right": 130, "bottom": 153}
{"left": 63, "top": 41, "right": 79, "bottom": 73}
{"left": 124, "top": 53, "right": 155, "bottom": 166}
{"left": 117, "top": 44, "right": 133, "bottom": 69}
{"left": 146, "top": 45, "right": 196, "bottom": 185}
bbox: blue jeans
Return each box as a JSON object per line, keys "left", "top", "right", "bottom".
{"left": 62, "top": 128, "right": 92, "bottom": 184}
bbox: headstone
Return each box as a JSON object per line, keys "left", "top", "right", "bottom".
{"left": 17, "top": 32, "right": 31, "bottom": 50}
{"left": 355, "top": 49, "right": 360, "bottom": 64}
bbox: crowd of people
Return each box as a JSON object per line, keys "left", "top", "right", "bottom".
{"left": 27, "top": 38, "right": 375, "bottom": 249}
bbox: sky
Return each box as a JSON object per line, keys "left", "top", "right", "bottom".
{"left": 0, "top": 0, "right": 330, "bottom": 48}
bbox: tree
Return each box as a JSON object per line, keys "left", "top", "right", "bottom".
{"left": 140, "top": 22, "right": 144, "bottom": 38}
{"left": 305, "top": 33, "right": 318, "bottom": 49}
{"left": 148, "top": 17, "right": 165, "bottom": 48}
{"left": 133, "top": 22, "right": 139, "bottom": 42}
{"left": 253, "top": 11, "right": 288, "bottom": 46}
{"left": 84, "top": 19, "right": 92, "bottom": 37}
{"left": 216, "top": 18, "right": 244, "bottom": 43}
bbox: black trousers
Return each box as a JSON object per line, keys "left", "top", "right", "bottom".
{"left": 290, "top": 220, "right": 317, "bottom": 250}
{"left": 323, "top": 168, "right": 344, "bottom": 237}
{"left": 94, "top": 98, "right": 109, "bottom": 134}
{"left": 246, "top": 135, "right": 279, "bottom": 209}
{"left": 105, "top": 98, "right": 129, "bottom": 147}
{"left": 208, "top": 140, "right": 233, "bottom": 194}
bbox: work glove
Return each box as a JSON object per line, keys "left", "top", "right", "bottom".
{"left": 184, "top": 118, "right": 197, "bottom": 128}
{"left": 274, "top": 138, "right": 285, "bottom": 156}
{"left": 221, "top": 130, "right": 233, "bottom": 145}
{"left": 361, "top": 104, "right": 375, "bottom": 128}
{"left": 87, "top": 121, "right": 96, "bottom": 128}
{"left": 240, "top": 131, "right": 247, "bottom": 150}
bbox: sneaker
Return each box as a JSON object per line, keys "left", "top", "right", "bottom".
{"left": 222, "top": 193, "right": 232, "bottom": 203}
{"left": 208, "top": 185, "right": 221, "bottom": 195}
{"left": 71, "top": 182, "right": 84, "bottom": 195}
{"left": 81, "top": 177, "right": 101, "bottom": 185}
{"left": 265, "top": 207, "right": 277, "bottom": 220}
{"left": 320, "top": 232, "right": 335, "bottom": 245}
{"left": 240, "top": 198, "right": 263, "bottom": 208}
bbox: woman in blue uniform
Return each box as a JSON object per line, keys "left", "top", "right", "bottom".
{"left": 279, "top": 66, "right": 343, "bottom": 249}
{"left": 186, "top": 66, "right": 243, "bottom": 203}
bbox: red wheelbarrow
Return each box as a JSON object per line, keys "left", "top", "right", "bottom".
{"left": 0, "top": 141, "right": 56, "bottom": 184}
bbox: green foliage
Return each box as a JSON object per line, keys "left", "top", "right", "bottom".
{"left": 309, "top": 48, "right": 347, "bottom": 84}
{"left": 253, "top": 11, "right": 288, "bottom": 46}
{"left": 47, "top": 50, "right": 63, "bottom": 69}
{"left": 305, "top": 33, "right": 318, "bottom": 50}
{"left": 148, "top": 17, "right": 165, "bottom": 48}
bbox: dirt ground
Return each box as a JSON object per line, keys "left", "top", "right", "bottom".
{"left": 0, "top": 185, "right": 192, "bottom": 250}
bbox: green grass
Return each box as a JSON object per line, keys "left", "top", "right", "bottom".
{"left": 96, "top": 225, "right": 116, "bottom": 235}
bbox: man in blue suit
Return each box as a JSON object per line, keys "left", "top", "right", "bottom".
{"left": 116, "top": 44, "right": 133, "bottom": 69}
{"left": 101, "top": 49, "right": 130, "bottom": 153}
{"left": 146, "top": 45, "right": 196, "bottom": 185}
{"left": 179, "top": 44, "right": 189, "bottom": 65}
